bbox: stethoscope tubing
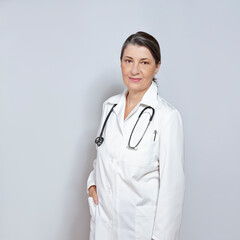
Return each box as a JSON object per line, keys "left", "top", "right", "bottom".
{"left": 128, "top": 106, "right": 155, "bottom": 149}
{"left": 95, "top": 103, "right": 117, "bottom": 147}
{"left": 95, "top": 104, "right": 155, "bottom": 148}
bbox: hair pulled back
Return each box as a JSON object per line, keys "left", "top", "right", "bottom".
{"left": 120, "top": 31, "right": 161, "bottom": 82}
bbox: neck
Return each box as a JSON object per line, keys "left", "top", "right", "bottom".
{"left": 126, "top": 88, "right": 147, "bottom": 108}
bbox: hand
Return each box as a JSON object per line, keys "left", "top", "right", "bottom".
{"left": 88, "top": 185, "right": 98, "bottom": 205}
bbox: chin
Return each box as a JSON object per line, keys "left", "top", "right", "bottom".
{"left": 125, "top": 81, "right": 145, "bottom": 93}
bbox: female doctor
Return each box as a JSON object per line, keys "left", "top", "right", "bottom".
{"left": 87, "top": 31, "right": 185, "bottom": 240}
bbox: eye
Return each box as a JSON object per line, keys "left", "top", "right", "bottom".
{"left": 125, "top": 59, "right": 132, "bottom": 63}
{"left": 141, "top": 61, "right": 149, "bottom": 65}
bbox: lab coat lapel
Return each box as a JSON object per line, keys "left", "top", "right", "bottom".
{"left": 139, "top": 81, "right": 159, "bottom": 109}
{"left": 105, "top": 81, "right": 159, "bottom": 135}
{"left": 105, "top": 88, "right": 127, "bottom": 135}
{"left": 113, "top": 98, "right": 125, "bottom": 135}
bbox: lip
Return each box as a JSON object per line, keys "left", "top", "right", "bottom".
{"left": 129, "top": 77, "right": 142, "bottom": 82}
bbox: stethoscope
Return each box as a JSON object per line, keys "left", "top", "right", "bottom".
{"left": 95, "top": 104, "right": 155, "bottom": 150}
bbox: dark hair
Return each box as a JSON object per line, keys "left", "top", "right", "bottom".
{"left": 120, "top": 31, "right": 161, "bottom": 82}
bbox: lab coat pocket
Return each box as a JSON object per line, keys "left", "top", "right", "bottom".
{"left": 88, "top": 197, "right": 96, "bottom": 221}
{"left": 124, "top": 128, "right": 159, "bottom": 168}
{"left": 135, "top": 205, "right": 156, "bottom": 240}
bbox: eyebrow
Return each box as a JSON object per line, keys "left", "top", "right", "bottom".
{"left": 124, "top": 56, "right": 150, "bottom": 60}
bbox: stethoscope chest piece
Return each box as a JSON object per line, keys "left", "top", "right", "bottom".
{"left": 95, "top": 136, "right": 104, "bottom": 147}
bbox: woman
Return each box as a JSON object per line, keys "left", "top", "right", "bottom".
{"left": 87, "top": 31, "right": 185, "bottom": 240}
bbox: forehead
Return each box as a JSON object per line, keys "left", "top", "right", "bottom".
{"left": 123, "top": 44, "right": 154, "bottom": 60}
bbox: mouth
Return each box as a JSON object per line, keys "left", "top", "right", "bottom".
{"left": 129, "top": 77, "right": 142, "bottom": 82}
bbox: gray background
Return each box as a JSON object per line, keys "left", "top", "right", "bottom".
{"left": 1, "top": 0, "right": 240, "bottom": 239}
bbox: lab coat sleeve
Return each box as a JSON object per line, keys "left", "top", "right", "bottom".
{"left": 87, "top": 156, "right": 97, "bottom": 195}
{"left": 152, "top": 109, "right": 185, "bottom": 240}
{"left": 86, "top": 102, "right": 106, "bottom": 195}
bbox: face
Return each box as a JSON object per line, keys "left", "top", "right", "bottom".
{"left": 121, "top": 44, "right": 161, "bottom": 94}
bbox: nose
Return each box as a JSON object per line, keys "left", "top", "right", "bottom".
{"left": 131, "top": 62, "right": 140, "bottom": 75}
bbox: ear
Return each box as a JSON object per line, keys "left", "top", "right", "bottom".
{"left": 154, "top": 61, "right": 161, "bottom": 74}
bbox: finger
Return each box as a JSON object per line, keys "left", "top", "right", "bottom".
{"left": 89, "top": 189, "right": 94, "bottom": 198}
{"left": 89, "top": 186, "right": 96, "bottom": 197}
{"left": 93, "top": 193, "right": 98, "bottom": 205}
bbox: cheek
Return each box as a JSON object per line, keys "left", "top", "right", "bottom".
{"left": 121, "top": 65, "right": 130, "bottom": 76}
{"left": 143, "top": 67, "right": 155, "bottom": 78}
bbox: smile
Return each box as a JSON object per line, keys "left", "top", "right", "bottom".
{"left": 129, "top": 77, "right": 142, "bottom": 82}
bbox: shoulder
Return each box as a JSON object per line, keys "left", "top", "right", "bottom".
{"left": 155, "top": 95, "right": 183, "bottom": 125}
{"left": 98, "top": 92, "right": 122, "bottom": 114}
{"left": 103, "top": 93, "right": 122, "bottom": 105}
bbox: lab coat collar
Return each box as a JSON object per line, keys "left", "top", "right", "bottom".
{"left": 105, "top": 81, "right": 159, "bottom": 134}
{"left": 139, "top": 81, "right": 159, "bottom": 108}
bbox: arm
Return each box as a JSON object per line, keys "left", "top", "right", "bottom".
{"left": 86, "top": 102, "right": 106, "bottom": 202}
{"left": 87, "top": 160, "right": 98, "bottom": 204}
{"left": 152, "top": 109, "right": 185, "bottom": 240}
{"left": 87, "top": 158, "right": 97, "bottom": 194}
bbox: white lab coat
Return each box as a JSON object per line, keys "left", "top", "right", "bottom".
{"left": 87, "top": 81, "right": 185, "bottom": 240}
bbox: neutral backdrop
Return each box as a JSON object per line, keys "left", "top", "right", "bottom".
{"left": 1, "top": 0, "right": 240, "bottom": 240}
